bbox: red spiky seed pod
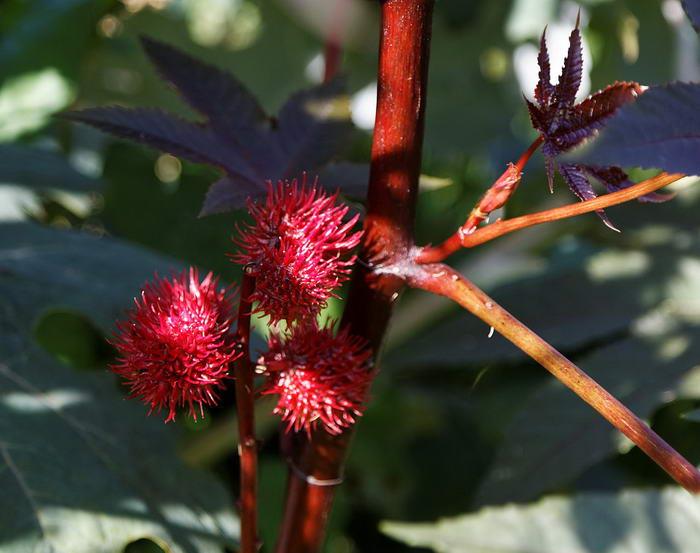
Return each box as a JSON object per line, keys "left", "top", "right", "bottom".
{"left": 232, "top": 178, "right": 362, "bottom": 323}
{"left": 258, "top": 321, "right": 372, "bottom": 435}
{"left": 111, "top": 268, "right": 239, "bottom": 422}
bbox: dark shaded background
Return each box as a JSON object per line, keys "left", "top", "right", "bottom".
{"left": 1, "top": 1, "right": 699, "bottom": 552}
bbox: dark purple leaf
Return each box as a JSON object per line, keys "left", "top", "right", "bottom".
{"left": 559, "top": 163, "right": 594, "bottom": 201}
{"left": 545, "top": 155, "right": 556, "bottom": 193}
{"left": 552, "top": 24, "right": 582, "bottom": 109}
{"left": 525, "top": 98, "right": 547, "bottom": 134}
{"left": 275, "top": 78, "right": 354, "bottom": 179}
{"left": 575, "top": 82, "right": 642, "bottom": 127}
{"left": 65, "top": 40, "right": 356, "bottom": 215}
{"left": 139, "top": 37, "right": 281, "bottom": 177}
{"left": 559, "top": 163, "right": 618, "bottom": 231}
{"left": 140, "top": 37, "right": 266, "bottom": 130}
{"left": 524, "top": 21, "right": 658, "bottom": 225}
{"left": 199, "top": 177, "right": 264, "bottom": 217}
{"left": 61, "top": 107, "right": 242, "bottom": 174}
{"left": 534, "top": 28, "right": 554, "bottom": 106}
{"left": 583, "top": 165, "right": 672, "bottom": 203}
{"left": 201, "top": 163, "right": 369, "bottom": 217}
{"left": 202, "top": 80, "right": 355, "bottom": 213}
{"left": 568, "top": 82, "right": 700, "bottom": 176}
{"left": 548, "top": 82, "right": 641, "bottom": 154}
{"left": 682, "top": 0, "right": 700, "bottom": 31}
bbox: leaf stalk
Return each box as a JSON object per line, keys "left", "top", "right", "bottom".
{"left": 405, "top": 262, "right": 700, "bottom": 493}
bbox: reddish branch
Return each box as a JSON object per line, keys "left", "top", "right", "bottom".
{"left": 416, "top": 136, "right": 542, "bottom": 263}
{"left": 417, "top": 171, "right": 683, "bottom": 263}
{"left": 515, "top": 135, "right": 545, "bottom": 173}
{"left": 324, "top": 41, "right": 342, "bottom": 83}
{"left": 233, "top": 272, "right": 258, "bottom": 553}
{"left": 322, "top": 0, "right": 350, "bottom": 82}
{"left": 404, "top": 262, "right": 700, "bottom": 492}
{"left": 274, "top": 1, "right": 435, "bottom": 552}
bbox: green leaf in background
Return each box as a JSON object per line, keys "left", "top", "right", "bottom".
{"left": 474, "top": 325, "right": 700, "bottom": 506}
{"left": 0, "top": 144, "right": 102, "bottom": 192}
{"left": 682, "top": 408, "right": 700, "bottom": 422}
{"left": 381, "top": 486, "right": 700, "bottom": 553}
{"left": 99, "top": 144, "right": 243, "bottom": 282}
{"left": 0, "top": 223, "right": 238, "bottom": 553}
{"left": 0, "top": 0, "right": 114, "bottom": 140}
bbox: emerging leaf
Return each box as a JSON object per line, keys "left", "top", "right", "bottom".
{"left": 526, "top": 21, "right": 662, "bottom": 225}
{"left": 551, "top": 16, "right": 582, "bottom": 110}
{"left": 534, "top": 28, "right": 554, "bottom": 106}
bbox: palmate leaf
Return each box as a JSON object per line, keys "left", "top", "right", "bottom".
{"left": 0, "top": 222, "right": 238, "bottom": 552}
{"left": 561, "top": 82, "right": 643, "bottom": 148}
{"left": 275, "top": 80, "right": 353, "bottom": 177}
{"left": 567, "top": 82, "right": 700, "bottom": 176}
{"left": 64, "top": 107, "right": 238, "bottom": 173}
{"left": 139, "top": 36, "right": 275, "bottom": 183}
{"left": 65, "top": 38, "right": 356, "bottom": 216}
{"left": 382, "top": 487, "right": 700, "bottom": 553}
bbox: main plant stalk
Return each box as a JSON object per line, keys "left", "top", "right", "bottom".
{"left": 273, "top": 1, "right": 435, "bottom": 551}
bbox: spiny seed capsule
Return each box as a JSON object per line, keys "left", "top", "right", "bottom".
{"left": 111, "top": 268, "right": 239, "bottom": 422}
{"left": 232, "top": 177, "right": 362, "bottom": 324}
{"left": 258, "top": 321, "right": 372, "bottom": 435}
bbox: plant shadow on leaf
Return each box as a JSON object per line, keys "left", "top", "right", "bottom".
{"left": 123, "top": 537, "right": 169, "bottom": 553}
{"left": 34, "top": 309, "right": 112, "bottom": 371}
{"left": 382, "top": 183, "right": 700, "bottom": 515}
{"left": 381, "top": 487, "right": 700, "bottom": 553}
{"left": 0, "top": 222, "right": 238, "bottom": 553}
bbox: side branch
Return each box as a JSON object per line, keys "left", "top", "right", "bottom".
{"left": 234, "top": 271, "right": 258, "bottom": 553}
{"left": 417, "top": 172, "right": 682, "bottom": 263}
{"left": 405, "top": 262, "right": 700, "bottom": 492}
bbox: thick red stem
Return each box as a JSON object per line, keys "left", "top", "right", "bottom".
{"left": 234, "top": 272, "right": 258, "bottom": 553}
{"left": 273, "top": 2, "right": 435, "bottom": 552}
{"left": 406, "top": 262, "right": 700, "bottom": 492}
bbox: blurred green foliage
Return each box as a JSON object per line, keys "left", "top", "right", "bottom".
{"left": 1, "top": 1, "right": 699, "bottom": 552}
